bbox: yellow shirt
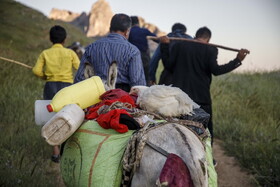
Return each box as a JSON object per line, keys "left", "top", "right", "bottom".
{"left": 32, "top": 44, "right": 80, "bottom": 83}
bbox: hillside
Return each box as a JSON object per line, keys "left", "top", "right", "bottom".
{"left": 0, "top": 0, "right": 92, "bottom": 186}
{"left": 0, "top": 0, "right": 92, "bottom": 63}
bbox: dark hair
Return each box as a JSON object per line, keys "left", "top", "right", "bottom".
{"left": 110, "top": 13, "right": 131, "bottom": 32}
{"left": 195, "top": 26, "right": 211, "bottom": 39}
{"left": 49, "top": 25, "right": 66, "bottom": 44}
{"left": 171, "top": 23, "right": 187, "bottom": 33}
{"left": 130, "top": 16, "right": 139, "bottom": 26}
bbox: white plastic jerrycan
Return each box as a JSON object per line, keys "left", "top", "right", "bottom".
{"left": 34, "top": 100, "right": 56, "bottom": 126}
{"left": 41, "top": 103, "right": 85, "bottom": 146}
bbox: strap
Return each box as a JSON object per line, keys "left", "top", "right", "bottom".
{"left": 146, "top": 140, "right": 169, "bottom": 157}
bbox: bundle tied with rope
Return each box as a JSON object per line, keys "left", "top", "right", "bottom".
{"left": 121, "top": 118, "right": 210, "bottom": 187}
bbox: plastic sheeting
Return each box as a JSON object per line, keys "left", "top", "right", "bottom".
{"left": 60, "top": 120, "right": 134, "bottom": 187}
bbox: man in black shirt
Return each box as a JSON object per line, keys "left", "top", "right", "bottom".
{"left": 160, "top": 27, "right": 249, "bottom": 147}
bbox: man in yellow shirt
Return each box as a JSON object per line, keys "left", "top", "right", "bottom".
{"left": 32, "top": 25, "right": 80, "bottom": 163}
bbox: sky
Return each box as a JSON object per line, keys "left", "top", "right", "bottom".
{"left": 15, "top": 0, "right": 280, "bottom": 72}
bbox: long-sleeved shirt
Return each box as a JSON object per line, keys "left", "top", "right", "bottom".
{"left": 161, "top": 41, "right": 241, "bottom": 105}
{"left": 74, "top": 33, "right": 146, "bottom": 86}
{"left": 149, "top": 30, "right": 193, "bottom": 82}
{"left": 128, "top": 25, "right": 156, "bottom": 52}
{"left": 32, "top": 44, "right": 80, "bottom": 83}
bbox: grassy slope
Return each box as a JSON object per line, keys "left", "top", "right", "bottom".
{"left": 0, "top": 0, "right": 92, "bottom": 186}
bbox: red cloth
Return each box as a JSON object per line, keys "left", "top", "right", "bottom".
{"left": 100, "top": 89, "right": 130, "bottom": 100}
{"left": 96, "top": 109, "right": 131, "bottom": 133}
{"left": 85, "top": 95, "right": 136, "bottom": 120}
{"left": 159, "top": 153, "right": 194, "bottom": 187}
{"left": 85, "top": 89, "right": 137, "bottom": 133}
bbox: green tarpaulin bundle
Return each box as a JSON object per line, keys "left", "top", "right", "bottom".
{"left": 60, "top": 120, "right": 134, "bottom": 187}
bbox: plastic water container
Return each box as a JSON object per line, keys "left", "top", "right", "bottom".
{"left": 46, "top": 76, "right": 105, "bottom": 112}
{"left": 41, "top": 104, "right": 85, "bottom": 146}
{"left": 34, "top": 100, "right": 56, "bottom": 126}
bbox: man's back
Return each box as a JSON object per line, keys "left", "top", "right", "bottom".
{"left": 128, "top": 23, "right": 156, "bottom": 85}
{"left": 163, "top": 41, "right": 217, "bottom": 105}
{"left": 149, "top": 25, "right": 192, "bottom": 85}
{"left": 163, "top": 40, "right": 243, "bottom": 105}
{"left": 75, "top": 33, "right": 146, "bottom": 87}
{"left": 129, "top": 26, "right": 155, "bottom": 52}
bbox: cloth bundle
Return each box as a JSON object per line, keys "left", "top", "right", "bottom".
{"left": 86, "top": 89, "right": 140, "bottom": 133}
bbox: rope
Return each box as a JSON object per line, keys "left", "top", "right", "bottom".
{"left": 121, "top": 123, "right": 158, "bottom": 186}
{"left": 0, "top": 56, "right": 32, "bottom": 69}
{"left": 169, "top": 119, "right": 210, "bottom": 143}
{"left": 146, "top": 140, "right": 169, "bottom": 157}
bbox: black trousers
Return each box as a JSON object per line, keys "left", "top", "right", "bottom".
{"left": 199, "top": 104, "right": 213, "bottom": 146}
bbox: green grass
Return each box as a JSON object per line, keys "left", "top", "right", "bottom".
{"left": 211, "top": 72, "right": 280, "bottom": 186}
{"left": 0, "top": 0, "right": 92, "bottom": 186}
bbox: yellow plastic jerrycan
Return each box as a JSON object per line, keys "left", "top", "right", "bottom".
{"left": 46, "top": 76, "right": 105, "bottom": 112}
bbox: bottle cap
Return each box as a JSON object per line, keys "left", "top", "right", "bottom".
{"left": 46, "top": 104, "right": 53, "bottom": 112}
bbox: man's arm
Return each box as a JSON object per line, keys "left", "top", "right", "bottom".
{"left": 74, "top": 50, "right": 88, "bottom": 83}
{"left": 32, "top": 52, "right": 46, "bottom": 80}
{"left": 210, "top": 48, "right": 250, "bottom": 75}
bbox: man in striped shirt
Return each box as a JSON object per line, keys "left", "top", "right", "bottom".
{"left": 75, "top": 13, "right": 146, "bottom": 92}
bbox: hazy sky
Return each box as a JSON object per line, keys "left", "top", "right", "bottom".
{"left": 15, "top": 0, "right": 280, "bottom": 72}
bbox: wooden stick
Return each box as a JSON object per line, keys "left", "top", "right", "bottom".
{"left": 0, "top": 56, "right": 32, "bottom": 69}
{"left": 147, "top": 36, "right": 241, "bottom": 52}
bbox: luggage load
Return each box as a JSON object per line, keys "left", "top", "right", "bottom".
{"left": 41, "top": 104, "right": 85, "bottom": 146}
{"left": 60, "top": 120, "right": 134, "bottom": 187}
{"left": 46, "top": 76, "right": 105, "bottom": 112}
{"left": 34, "top": 100, "right": 56, "bottom": 125}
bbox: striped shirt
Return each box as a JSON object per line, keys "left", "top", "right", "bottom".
{"left": 74, "top": 33, "right": 146, "bottom": 86}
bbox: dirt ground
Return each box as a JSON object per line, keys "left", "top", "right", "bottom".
{"left": 213, "top": 139, "right": 257, "bottom": 187}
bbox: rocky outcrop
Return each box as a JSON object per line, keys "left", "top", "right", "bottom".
{"left": 48, "top": 0, "right": 165, "bottom": 37}
{"left": 49, "top": 8, "right": 89, "bottom": 33}
{"left": 49, "top": 8, "right": 81, "bottom": 22}
{"left": 71, "top": 12, "right": 89, "bottom": 34}
{"left": 86, "top": 0, "right": 113, "bottom": 37}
